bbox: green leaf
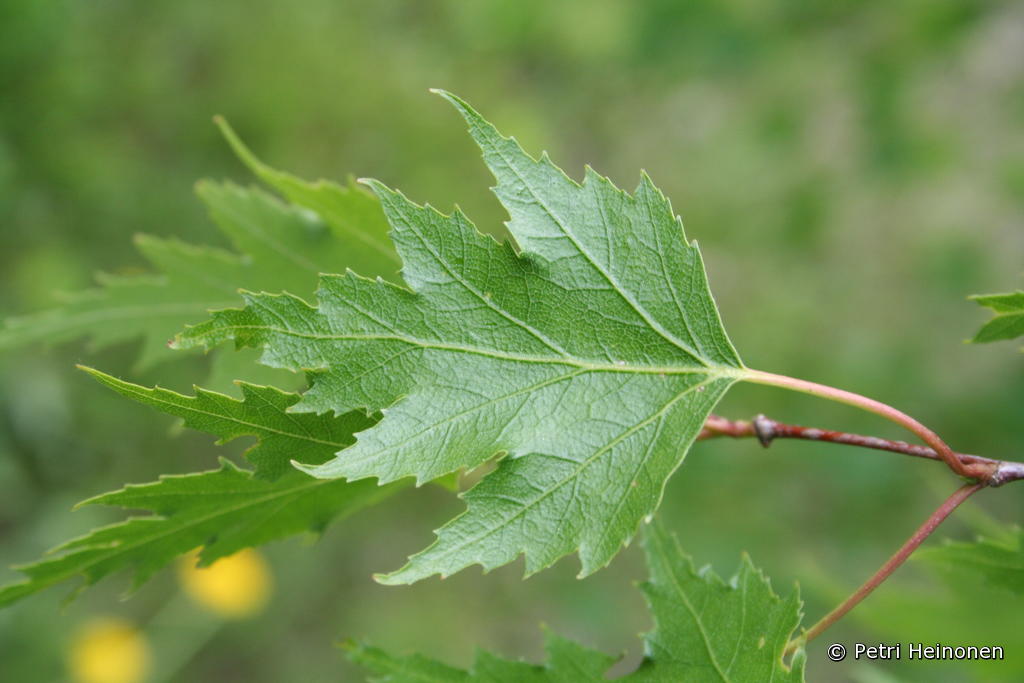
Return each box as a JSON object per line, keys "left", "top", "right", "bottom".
{"left": 916, "top": 527, "right": 1024, "bottom": 595}
{"left": 348, "top": 521, "right": 806, "bottom": 682}
{"left": 346, "top": 631, "right": 616, "bottom": 683}
{"left": 80, "top": 366, "right": 375, "bottom": 481}
{"left": 177, "top": 91, "right": 745, "bottom": 583}
{"left": 0, "top": 124, "right": 398, "bottom": 370}
{"left": 970, "top": 291, "right": 1024, "bottom": 347}
{"left": 0, "top": 371, "right": 404, "bottom": 607}
{"left": 214, "top": 116, "right": 400, "bottom": 270}
{"left": 0, "top": 462, "right": 399, "bottom": 608}
{"left": 633, "top": 520, "right": 805, "bottom": 682}
{"left": 346, "top": 642, "right": 472, "bottom": 682}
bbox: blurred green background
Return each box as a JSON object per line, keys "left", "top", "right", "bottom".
{"left": 1, "top": 1, "right": 1022, "bottom": 681}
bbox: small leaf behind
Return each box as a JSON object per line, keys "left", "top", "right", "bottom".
{"left": 348, "top": 520, "right": 806, "bottom": 682}
{"left": 0, "top": 370, "right": 401, "bottom": 608}
{"left": 917, "top": 527, "right": 1024, "bottom": 596}
{"left": 0, "top": 125, "right": 397, "bottom": 371}
{"left": 0, "top": 462, "right": 399, "bottom": 608}
{"left": 969, "top": 290, "right": 1024, "bottom": 348}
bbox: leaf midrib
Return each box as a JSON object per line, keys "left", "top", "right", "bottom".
{"left": 651, "top": 537, "right": 732, "bottom": 683}
{"left": 107, "top": 381, "right": 351, "bottom": 450}
{"left": 186, "top": 323, "right": 747, "bottom": 378}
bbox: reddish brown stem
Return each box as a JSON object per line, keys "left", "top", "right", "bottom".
{"left": 698, "top": 414, "right": 1024, "bottom": 486}
{"left": 702, "top": 409, "right": 1014, "bottom": 651}
{"left": 787, "top": 482, "right": 984, "bottom": 652}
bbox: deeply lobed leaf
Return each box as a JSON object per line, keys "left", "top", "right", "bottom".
{"left": 177, "top": 92, "right": 745, "bottom": 583}
{"left": 82, "top": 367, "right": 374, "bottom": 481}
{"left": 349, "top": 521, "right": 806, "bottom": 682}
{"left": 0, "top": 372, "right": 402, "bottom": 607}
{"left": 0, "top": 462, "right": 396, "bottom": 608}
{"left": 347, "top": 631, "right": 615, "bottom": 683}
{"left": 633, "top": 521, "right": 805, "bottom": 682}
{"left": 0, "top": 123, "right": 398, "bottom": 371}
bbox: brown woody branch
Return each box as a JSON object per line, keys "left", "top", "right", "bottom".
{"left": 698, "top": 414, "right": 1024, "bottom": 486}
{"left": 698, "top": 412, "right": 1020, "bottom": 648}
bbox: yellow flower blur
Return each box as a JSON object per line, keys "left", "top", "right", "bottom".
{"left": 69, "top": 617, "right": 150, "bottom": 683}
{"left": 177, "top": 548, "right": 272, "bottom": 618}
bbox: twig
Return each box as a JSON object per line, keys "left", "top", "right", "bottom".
{"left": 698, "top": 414, "right": 1024, "bottom": 486}
{"left": 785, "top": 482, "right": 984, "bottom": 652}
{"left": 699, "top": 408, "right": 1016, "bottom": 649}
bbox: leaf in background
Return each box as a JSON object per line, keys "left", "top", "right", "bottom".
{"left": 177, "top": 92, "right": 745, "bottom": 583}
{"left": 0, "top": 370, "right": 403, "bottom": 607}
{"left": 348, "top": 521, "right": 806, "bottom": 682}
{"left": 81, "top": 367, "right": 375, "bottom": 481}
{"left": 214, "top": 116, "right": 400, "bottom": 270}
{"left": 916, "top": 527, "right": 1024, "bottom": 596}
{"left": 969, "top": 291, "right": 1024, "bottom": 347}
{"left": 0, "top": 124, "right": 398, "bottom": 370}
{"left": 632, "top": 520, "right": 804, "bottom": 682}
{"left": 0, "top": 462, "right": 397, "bottom": 608}
{"left": 347, "top": 631, "right": 615, "bottom": 683}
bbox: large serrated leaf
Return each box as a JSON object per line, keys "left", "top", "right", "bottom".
{"left": 348, "top": 521, "right": 806, "bottom": 682}
{"left": 633, "top": 521, "right": 804, "bottom": 682}
{"left": 177, "top": 92, "right": 746, "bottom": 583}
{"left": 0, "top": 371, "right": 403, "bottom": 607}
{"left": 0, "top": 462, "right": 397, "bottom": 608}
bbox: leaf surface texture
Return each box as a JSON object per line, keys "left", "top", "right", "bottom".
{"left": 179, "top": 92, "right": 745, "bottom": 582}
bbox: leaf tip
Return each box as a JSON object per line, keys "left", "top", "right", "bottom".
{"left": 212, "top": 114, "right": 235, "bottom": 139}
{"left": 428, "top": 87, "right": 456, "bottom": 102}
{"left": 213, "top": 116, "right": 273, "bottom": 181}
{"left": 72, "top": 486, "right": 112, "bottom": 509}
{"left": 432, "top": 89, "right": 485, "bottom": 125}
{"left": 290, "top": 459, "right": 318, "bottom": 476}
{"left": 371, "top": 571, "right": 403, "bottom": 586}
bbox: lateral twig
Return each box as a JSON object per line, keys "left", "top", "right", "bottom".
{"left": 698, "top": 414, "right": 1024, "bottom": 486}
{"left": 698, "top": 413, "right": 1017, "bottom": 652}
